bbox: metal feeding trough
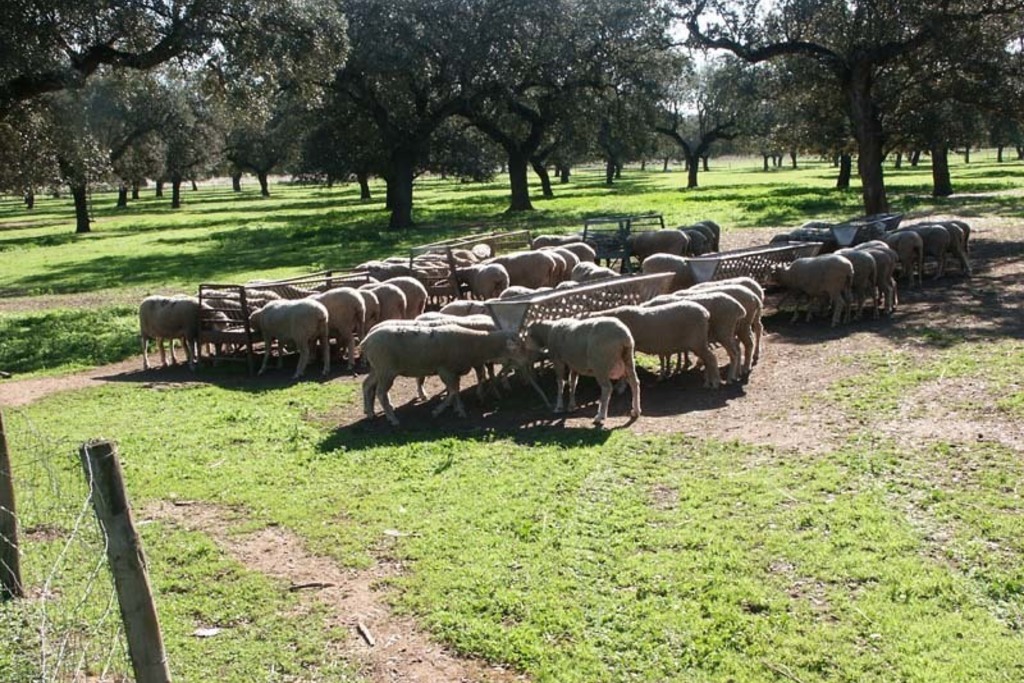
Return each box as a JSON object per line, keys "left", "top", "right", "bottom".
{"left": 486, "top": 273, "right": 675, "bottom": 334}
{"left": 686, "top": 241, "right": 824, "bottom": 284}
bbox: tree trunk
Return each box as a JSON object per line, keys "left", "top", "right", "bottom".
{"left": 762, "top": 154, "right": 770, "bottom": 171}
{"left": 531, "top": 158, "right": 553, "bottom": 198}
{"left": 836, "top": 154, "right": 852, "bottom": 189}
{"left": 963, "top": 147, "right": 970, "bottom": 164}
{"left": 170, "top": 173, "right": 182, "bottom": 209}
{"left": 507, "top": 150, "right": 533, "bottom": 211}
{"left": 789, "top": 150, "right": 797, "bottom": 168}
{"left": 357, "top": 170, "right": 371, "bottom": 200}
{"left": 231, "top": 173, "right": 242, "bottom": 192}
{"left": 191, "top": 179, "right": 198, "bottom": 191}
{"left": 615, "top": 163, "right": 622, "bottom": 179}
{"left": 387, "top": 151, "right": 416, "bottom": 228}
{"left": 116, "top": 184, "right": 128, "bottom": 209}
{"left": 558, "top": 165, "right": 571, "bottom": 183}
{"left": 155, "top": 180, "right": 164, "bottom": 198}
{"left": 894, "top": 151, "right": 903, "bottom": 169}
{"left": 997, "top": 145, "right": 1004, "bottom": 162}
{"left": 1016, "top": 145, "right": 1023, "bottom": 160}
{"left": 848, "top": 70, "right": 889, "bottom": 214}
{"left": 910, "top": 150, "right": 921, "bottom": 166}
{"left": 640, "top": 159, "right": 646, "bottom": 171}
{"left": 702, "top": 155, "right": 709, "bottom": 172}
{"left": 663, "top": 157, "right": 670, "bottom": 172}
{"left": 931, "top": 145, "right": 953, "bottom": 197}
{"left": 71, "top": 182, "right": 90, "bottom": 233}
{"left": 605, "top": 159, "right": 616, "bottom": 185}
{"left": 686, "top": 151, "right": 699, "bottom": 188}
{"left": 131, "top": 181, "right": 140, "bottom": 200}
{"left": 23, "top": 189, "right": 34, "bottom": 209}
{"left": 257, "top": 171, "right": 270, "bottom": 197}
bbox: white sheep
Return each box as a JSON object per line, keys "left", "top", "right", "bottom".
{"left": 770, "top": 254, "right": 854, "bottom": 327}
{"left": 852, "top": 241, "right": 899, "bottom": 315}
{"left": 456, "top": 263, "right": 510, "bottom": 300}
{"left": 354, "top": 289, "right": 380, "bottom": 334}
{"left": 531, "top": 234, "right": 585, "bottom": 249}
{"left": 139, "top": 295, "right": 203, "bottom": 370}
{"left": 559, "top": 241, "right": 597, "bottom": 263}
{"left": 526, "top": 317, "right": 641, "bottom": 426}
{"left": 672, "top": 290, "right": 747, "bottom": 382}
{"left": 571, "top": 261, "right": 620, "bottom": 283}
{"left": 384, "top": 276, "right": 429, "bottom": 318}
{"left": 883, "top": 230, "right": 924, "bottom": 286}
{"left": 439, "top": 299, "right": 490, "bottom": 316}
{"left": 360, "top": 282, "right": 407, "bottom": 323}
{"left": 688, "top": 281, "right": 764, "bottom": 371}
{"left": 542, "top": 246, "right": 581, "bottom": 279}
{"left": 641, "top": 253, "right": 697, "bottom": 291}
{"left": 896, "top": 224, "right": 951, "bottom": 279}
{"left": 361, "top": 324, "right": 524, "bottom": 426}
{"left": 692, "top": 220, "right": 722, "bottom": 251}
{"left": 835, "top": 248, "right": 878, "bottom": 319}
{"left": 594, "top": 301, "right": 720, "bottom": 387}
{"left": 680, "top": 227, "right": 710, "bottom": 255}
{"left": 488, "top": 251, "right": 559, "bottom": 288}
{"left": 310, "top": 287, "right": 365, "bottom": 370}
{"left": 249, "top": 299, "right": 330, "bottom": 378}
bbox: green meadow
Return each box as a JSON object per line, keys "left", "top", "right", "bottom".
{"left": 1, "top": 154, "right": 1023, "bottom": 681}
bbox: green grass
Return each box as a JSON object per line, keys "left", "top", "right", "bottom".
{"left": 2, "top": 152, "right": 1023, "bottom": 681}
{"left": 2, "top": 372, "right": 1023, "bottom": 681}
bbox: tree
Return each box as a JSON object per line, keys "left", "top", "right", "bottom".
{"left": 675, "top": 0, "right": 1024, "bottom": 214}
{"left": 0, "top": 0, "right": 240, "bottom": 111}
{"left": 654, "top": 57, "right": 748, "bottom": 188}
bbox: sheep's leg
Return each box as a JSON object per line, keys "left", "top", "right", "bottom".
{"left": 830, "top": 293, "right": 846, "bottom": 327}
{"left": 377, "top": 374, "right": 400, "bottom": 426}
{"left": 736, "top": 323, "right": 754, "bottom": 376}
{"left": 362, "top": 371, "right": 378, "bottom": 418}
{"left": 552, "top": 362, "right": 567, "bottom": 414}
{"left": 293, "top": 339, "right": 311, "bottom": 379}
{"left": 433, "top": 369, "right": 466, "bottom": 418}
{"left": 720, "top": 336, "right": 742, "bottom": 383}
{"left": 624, "top": 349, "right": 641, "bottom": 418}
{"left": 567, "top": 370, "right": 581, "bottom": 412}
{"left": 658, "top": 355, "right": 669, "bottom": 380}
{"left": 141, "top": 335, "right": 151, "bottom": 370}
{"left": 168, "top": 338, "right": 180, "bottom": 366}
{"left": 696, "top": 344, "right": 721, "bottom": 389}
{"left": 258, "top": 335, "right": 274, "bottom": 375}
{"left": 752, "top": 314, "right": 763, "bottom": 365}
{"left": 320, "top": 324, "right": 331, "bottom": 377}
{"left": 473, "top": 366, "right": 488, "bottom": 402}
{"left": 184, "top": 336, "right": 196, "bottom": 371}
{"left": 415, "top": 378, "right": 429, "bottom": 401}
{"left": 157, "top": 338, "right": 168, "bottom": 367}
{"left": 594, "top": 378, "right": 612, "bottom": 426}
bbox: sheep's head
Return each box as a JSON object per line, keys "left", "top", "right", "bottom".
{"left": 249, "top": 307, "right": 265, "bottom": 332}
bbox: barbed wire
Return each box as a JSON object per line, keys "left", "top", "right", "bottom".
{"left": 1, "top": 408, "right": 131, "bottom": 682}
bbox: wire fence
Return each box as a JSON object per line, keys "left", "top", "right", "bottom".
{"left": 1, "top": 408, "right": 131, "bottom": 682}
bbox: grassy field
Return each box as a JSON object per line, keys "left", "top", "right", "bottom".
{"left": 1, "top": 153, "right": 1023, "bottom": 682}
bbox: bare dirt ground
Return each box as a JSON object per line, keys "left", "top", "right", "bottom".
{"left": 4, "top": 210, "right": 1022, "bottom": 683}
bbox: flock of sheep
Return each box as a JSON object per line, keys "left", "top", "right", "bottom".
{"left": 138, "top": 216, "right": 971, "bottom": 427}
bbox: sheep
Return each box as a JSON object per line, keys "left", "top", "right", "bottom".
{"left": 139, "top": 295, "right": 204, "bottom": 371}
{"left": 883, "top": 230, "right": 924, "bottom": 286}
{"left": 355, "top": 260, "right": 414, "bottom": 280}
{"left": 361, "top": 324, "right": 525, "bottom": 426}
{"left": 439, "top": 299, "right": 490, "bottom": 316}
{"left": 693, "top": 220, "right": 722, "bottom": 252}
{"left": 543, "top": 249, "right": 568, "bottom": 282}
{"left": 542, "top": 246, "right": 581, "bottom": 279}
{"left": 455, "top": 263, "right": 509, "bottom": 300}
{"left": 531, "top": 234, "right": 585, "bottom": 249}
{"left": 559, "top": 241, "right": 597, "bottom": 263}
{"left": 896, "top": 224, "right": 951, "bottom": 279}
{"left": 936, "top": 221, "right": 972, "bottom": 276}
{"left": 354, "top": 289, "right": 380, "bottom": 334}
{"left": 310, "top": 287, "right": 365, "bottom": 369}
{"left": 672, "top": 290, "right": 747, "bottom": 382}
{"left": 835, "top": 248, "right": 879, "bottom": 319}
{"left": 680, "top": 227, "right": 710, "bottom": 255}
{"left": 360, "top": 282, "right": 407, "bottom": 323}
{"left": 770, "top": 254, "right": 854, "bottom": 327}
{"left": 385, "top": 276, "right": 429, "bottom": 318}
{"left": 498, "top": 286, "right": 542, "bottom": 299}
{"left": 641, "top": 253, "right": 697, "bottom": 291}
{"left": 689, "top": 281, "right": 765, "bottom": 369}
{"left": 594, "top": 301, "right": 720, "bottom": 387}
{"left": 526, "top": 317, "right": 641, "bottom": 426}
{"left": 571, "top": 261, "right": 620, "bottom": 283}
{"left": 852, "top": 241, "right": 899, "bottom": 315}
{"left": 249, "top": 299, "right": 330, "bottom": 378}
{"left": 626, "top": 229, "right": 689, "bottom": 263}
{"left": 486, "top": 251, "right": 559, "bottom": 289}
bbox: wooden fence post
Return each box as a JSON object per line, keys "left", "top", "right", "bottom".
{"left": 0, "top": 409, "right": 23, "bottom": 601}
{"left": 79, "top": 440, "right": 172, "bottom": 683}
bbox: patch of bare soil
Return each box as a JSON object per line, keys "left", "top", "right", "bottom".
{"left": 145, "top": 501, "right": 527, "bottom": 683}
